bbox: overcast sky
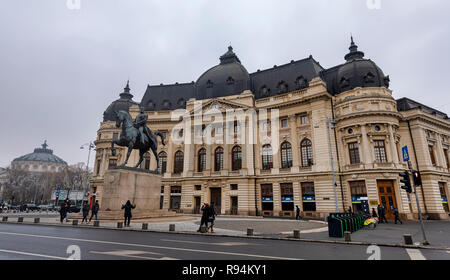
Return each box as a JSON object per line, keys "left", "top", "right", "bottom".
{"left": 1, "top": 0, "right": 449, "bottom": 168}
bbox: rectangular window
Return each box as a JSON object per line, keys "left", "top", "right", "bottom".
{"left": 429, "top": 145, "right": 436, "bottom": 166}
{"left": 439, "top": 182, "right": 449, "bottom": 212}
{"left": 261, "top": 184, "right": 274, "bottom": 211}
{"left": 301, "top": 182, "right": 316, "bottom": 211}
{"left": 234, "top": 121, "right": 240, "bottom": 133}
{"left": 280, "top": 183, "right": 294, "bottom": 211}
{"left": 300, "top": 115, "right": 308, "bottom": 124}
{"left": 113, "top": 133, "right": 119, "bottom": 141}
{"left": 170, "top": 186, "right": 182, "bottom": 210}
{"left": 349, "top": 181, "right": 367, "bottom": 213}
{"left": 108, "top": 159, "right": 117, "bottom": 167}
{"left": 443, "top": 148, "right": 449, "bottom": 169}
{"left": 231, "top": 184, "right": 238, "bottom": 191}
{"left": 96, "top": 159, "right": 101, "bottom": 175}
{"left": 195, "top": 185, "right": 202, "bottom": 191}
{"left": 281, "top": 118, "right": 288, "bottom": 128}
{"left": 348, "top": 142, "right": 361, "bottom": 164}
{"left": 374, "top": 140, "right": 387, "bottom": 163}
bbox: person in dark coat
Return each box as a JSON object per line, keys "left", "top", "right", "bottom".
{"left": 207, "top": 203, "right": 217, "bottom": 233}
{"left": 380, "top": 205, "right": 388, "bottom": 224}
{"left": 393, "top": 207, "right": 403, "bottom": 224}
{"left": 197, "top": 203, "right": 209, "bottom": 232}
{"left": 121, "top": 200, "right": 136, "bottom": 227}
{"left": 295, "top": 206, "right": 301, "bottom": 220}
{"left": 348, "top": 206, "right": 353, "bottom": 214}
{"left": 88, "top": 200, "right": 100, "bottom": 223}
{"left": 59, "top": 203, "right": 67, "bottom": 223}
{"left": 372, "top": 208, "right": 378, "bottom": 218}
{"left": 377, "top": 205, "right": 383, "bottom": 223}
{"left": 81, "top": 202, "right": 90, "bottom": 224}
{"left": 64, "top": 199, "right": 71, "bottom": 222}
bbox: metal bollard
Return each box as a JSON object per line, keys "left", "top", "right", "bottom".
{"left": 93, "top": 221, "right": 100, "bottom": 227}
{"left": 247, "top": 228, "right": 254, "bottom": 236}
{"left": 169, "top": 224, "right": 175, "bottom": 231}
{"left": 403, "top": 234, "right": 413, "bottom": 245}
{"left": 142, "top": 223, "right": 148, "bottom": 230}
{"left": 72, "top": 219, "right": 78, "bottom": 226}
{"left": 34, "top": 218, "right": 40, "bottom": 223}
{"left": 293, "top": 230, "right": 301, "bottom": 239}
{"left": 344, "top": 231, "right": 351, "bottom": 242}
{"left": 18, "top": 217, "right": 24, "bottom": 223}
{"left": 117, "top": 222, "right": 123, "bottom": 228}
{"left": 2, "top": 217, "right": 7, "bottom": 222}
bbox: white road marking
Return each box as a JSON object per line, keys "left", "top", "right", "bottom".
{"left": 90, "top": 250, "right": 163, "bottom": 260}
{"left": 406, "top": 249, "right": 426, "bottom": 260}
{"left": 0, "top": 249, "right": 67, "bottom": 260}
{"left": 0, "top": 231, "right": 301, "bottom": 260}
{"left": 160, "top": 239, "right": 258, "bottom": 246}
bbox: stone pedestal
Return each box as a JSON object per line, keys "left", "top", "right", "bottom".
{"left": 98, "top": 167, "right": 176, "bottom": 220}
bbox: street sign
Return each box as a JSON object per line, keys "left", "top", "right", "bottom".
{"left": 402, "top": 146, "right": 410, "bottom": 162}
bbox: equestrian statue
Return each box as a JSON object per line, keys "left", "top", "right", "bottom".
{"left": 111, "top": 107, "right": 165, "bottom": 172}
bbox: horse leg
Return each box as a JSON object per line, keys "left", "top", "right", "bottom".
{"left": 151, "top": 145, "right": 159, "bottom": 173}
{"left": 120, "top": 142, "right": 134, "bottom": 167}
{"left": 134, "top": 149, "right": 145, "bottom": 169}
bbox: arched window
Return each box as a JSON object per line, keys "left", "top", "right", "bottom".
{"left": 215, "top": 147, "right": 224, "bottom": 171}
{"left": 262, "top": 144, "right": 273, "bottom": 170}
{"left": 198, "top": 148, "right": 206, "bottom": 172}
{"left": 174, "top": 151, "right": 184, "bottom": 174}
{"left": 232, "top": 146, "right": 242, "bottom": 171}
{"left": 277, "top": 81, "right": 289, "bottom": 94}
{"left": 301, "top": 139, "right": 314, "bottom": 167}
{"left": 143, "top": 152, "right": 151, "bottom": 170}
{"left": 281, "top": 142, "right": 293, "bottom": 169}
{"left": 158, "top": 152, "right": 167, "bottom": 174}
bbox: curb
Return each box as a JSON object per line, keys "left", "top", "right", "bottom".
{"left": 1, "top": 220, "right": 449, "bottom": 251}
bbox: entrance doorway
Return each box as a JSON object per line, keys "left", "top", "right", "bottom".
{"left": 230, "top": 196, "right": 238, "bottom": 215}
{"left": 377, "top": 180, "right": 398, "bottom": 220}
{"left": 210, "top": 188, "right": 222, "bottom": 214}
{"left": 194, "top": 197, "right": 201, "bottom": 214}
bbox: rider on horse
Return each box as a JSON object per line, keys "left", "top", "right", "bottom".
{"left": 134, "top": 106, "right": 151, "bottom": 145}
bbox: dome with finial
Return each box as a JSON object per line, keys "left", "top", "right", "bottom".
{"left": 321, "top": 37, "right": 390, "bottom": 95}
{"left": 12, "top": 140, "right": 67, "bottom": 168}
{"left": 103, "top": 81, "right": 139, "bottom": 122}
{"left": 195, "top": 46, "right": 250, "bottom": 99}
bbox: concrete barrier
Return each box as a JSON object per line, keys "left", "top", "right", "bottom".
{"left": 247, "top": 228, "right": 254, "bottom": 236}
{"left": 169, "top": 224, "right": 175, "bottom": 231}
{"left": 142, "top": 223, "right": 148, "bottom": 230}
{"left": 117, "top": 222, "right": 123, "bottom": 228}
{"left": 344, "top": 231, "right": 351, "bottom": 242}
{"left": 93, "top": 221, "right": 100, "bottom": 227}
{"left": 72, "top": 220, "right": 78, "bottom": 226}
{"left": 404, "top": 234, "right": 413, "bottom": 245}
{"left": 34, "top": 218, "right": 40, "bottom": 223}
{"left": 2, "top": 217, "right": 7, "bottom": 222}
{"left": 17, "top": 217, "right": 24, "bottom": 223}
{"left": 293, "top": 230, "right": 300, "bottom": 239}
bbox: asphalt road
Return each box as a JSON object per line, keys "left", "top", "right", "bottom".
{"left": 0, "top": 223, "right": 448, "bottom": 260}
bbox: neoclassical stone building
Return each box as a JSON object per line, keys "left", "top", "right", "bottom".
{"left": 91, "top": 38, "right": 450, "bottom": 220}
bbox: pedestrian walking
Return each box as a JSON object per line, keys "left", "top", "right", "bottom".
{"left": 197, "top": 203, "right": 209, "bottom": 232}
{"left": 207, "top": 203, "right": 217, "bottom": 233}
{"left": 372, "top": 208, "right": 378, "bottom": 218}
{"left": 64, "top": 199, "right": 71, "bottom": 222}
{"left": 81, "top": 202, "right": 90, "bottom": 224}
{"left": 393, "top": 207, "right": 403, "bottom": 224}
{"left": 377, "top": 205, "right": 383, "bottom": 223}
{"left": 121, "top": 200, "right": 136, "bottom": 227}
{"left": 296, "top": 206, "right": 301, "bottom": 220}
{"left": 380, "top": 205, "right": 388, "bottom": 224}
{"left": 59, "top": 203, "right": 67, "bottom": 223}
{"left": 348, "top": 206, "right": 352, "bottom": 214}
{"left": 88, "top": 200, "right": 100, "bottom": 223}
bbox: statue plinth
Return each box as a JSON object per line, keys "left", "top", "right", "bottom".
{"left": 98, "top": 167, "right": 176, "bottom": 220}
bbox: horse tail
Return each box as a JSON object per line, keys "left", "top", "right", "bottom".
{"left": 155, "top": 130, "right": 166, "bottom": 146}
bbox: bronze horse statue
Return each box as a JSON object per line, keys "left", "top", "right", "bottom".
{"left": 111, "top": 110, "right": 165, "bottom": 172}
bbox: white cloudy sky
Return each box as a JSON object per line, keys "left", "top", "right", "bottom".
{"left": 0, "top": 0, "right": 449, "bottom": 168}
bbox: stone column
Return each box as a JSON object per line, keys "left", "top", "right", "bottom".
{"left": 273, "top": 182, "right": 281, "bottom": 216}
{"left": 360, "top": 125, "right": 373, "bottom": 164}
{"left": 290, "top": 115, "right": 301, "bottom": 168}
{"left": 389, "top": 124, "right": 399, "bottom": 164}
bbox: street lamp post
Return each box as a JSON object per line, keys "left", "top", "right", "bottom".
{"left": 80, "top": 142, "right": 94, "bottom": 210}
{"left": 327, "top": 119, "right": 339, "bottom": 213}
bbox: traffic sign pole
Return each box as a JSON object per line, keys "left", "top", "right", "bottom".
{"left": 408, "top": 160, "right": 429, "bottom": 245}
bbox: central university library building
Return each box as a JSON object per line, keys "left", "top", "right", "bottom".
{"left": 91, "top": 38, "right": 450, "bottom": 220}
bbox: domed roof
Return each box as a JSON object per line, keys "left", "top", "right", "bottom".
{"left": 103, "top": 81, "right": 139, "bottom": 122}
{"left": 196, "top": 46, "right": 250, "bottom": 99}
{"left": 13, "top": 141, "right": 67, "bottom": 165}
{"left": 321, "top": 37, "right": 390, "bottom": 95}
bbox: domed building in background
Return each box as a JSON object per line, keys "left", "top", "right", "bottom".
{"left": 92, "top": 38, "right": 450, "bottom": 220}
{"left": 12, "top": 141, "right": 68, "bottom": 173}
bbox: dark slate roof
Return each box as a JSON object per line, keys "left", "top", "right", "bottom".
{"left": 103, "top": 81, "right": 139, "bottom": 121}
{"left": 320, "top": 37, "right": 389, "bottom": 95}
{"left": 250, "top": 56, "right": 324, "bottom": 99}
{"left": 12, "top": 141, "right": 67, "bottom": 165}
{"left": 141, "top": 82, "right": 195, "bottom": 111}
{"left": 397, "top": 98, "right": 449, "bottom": 120}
